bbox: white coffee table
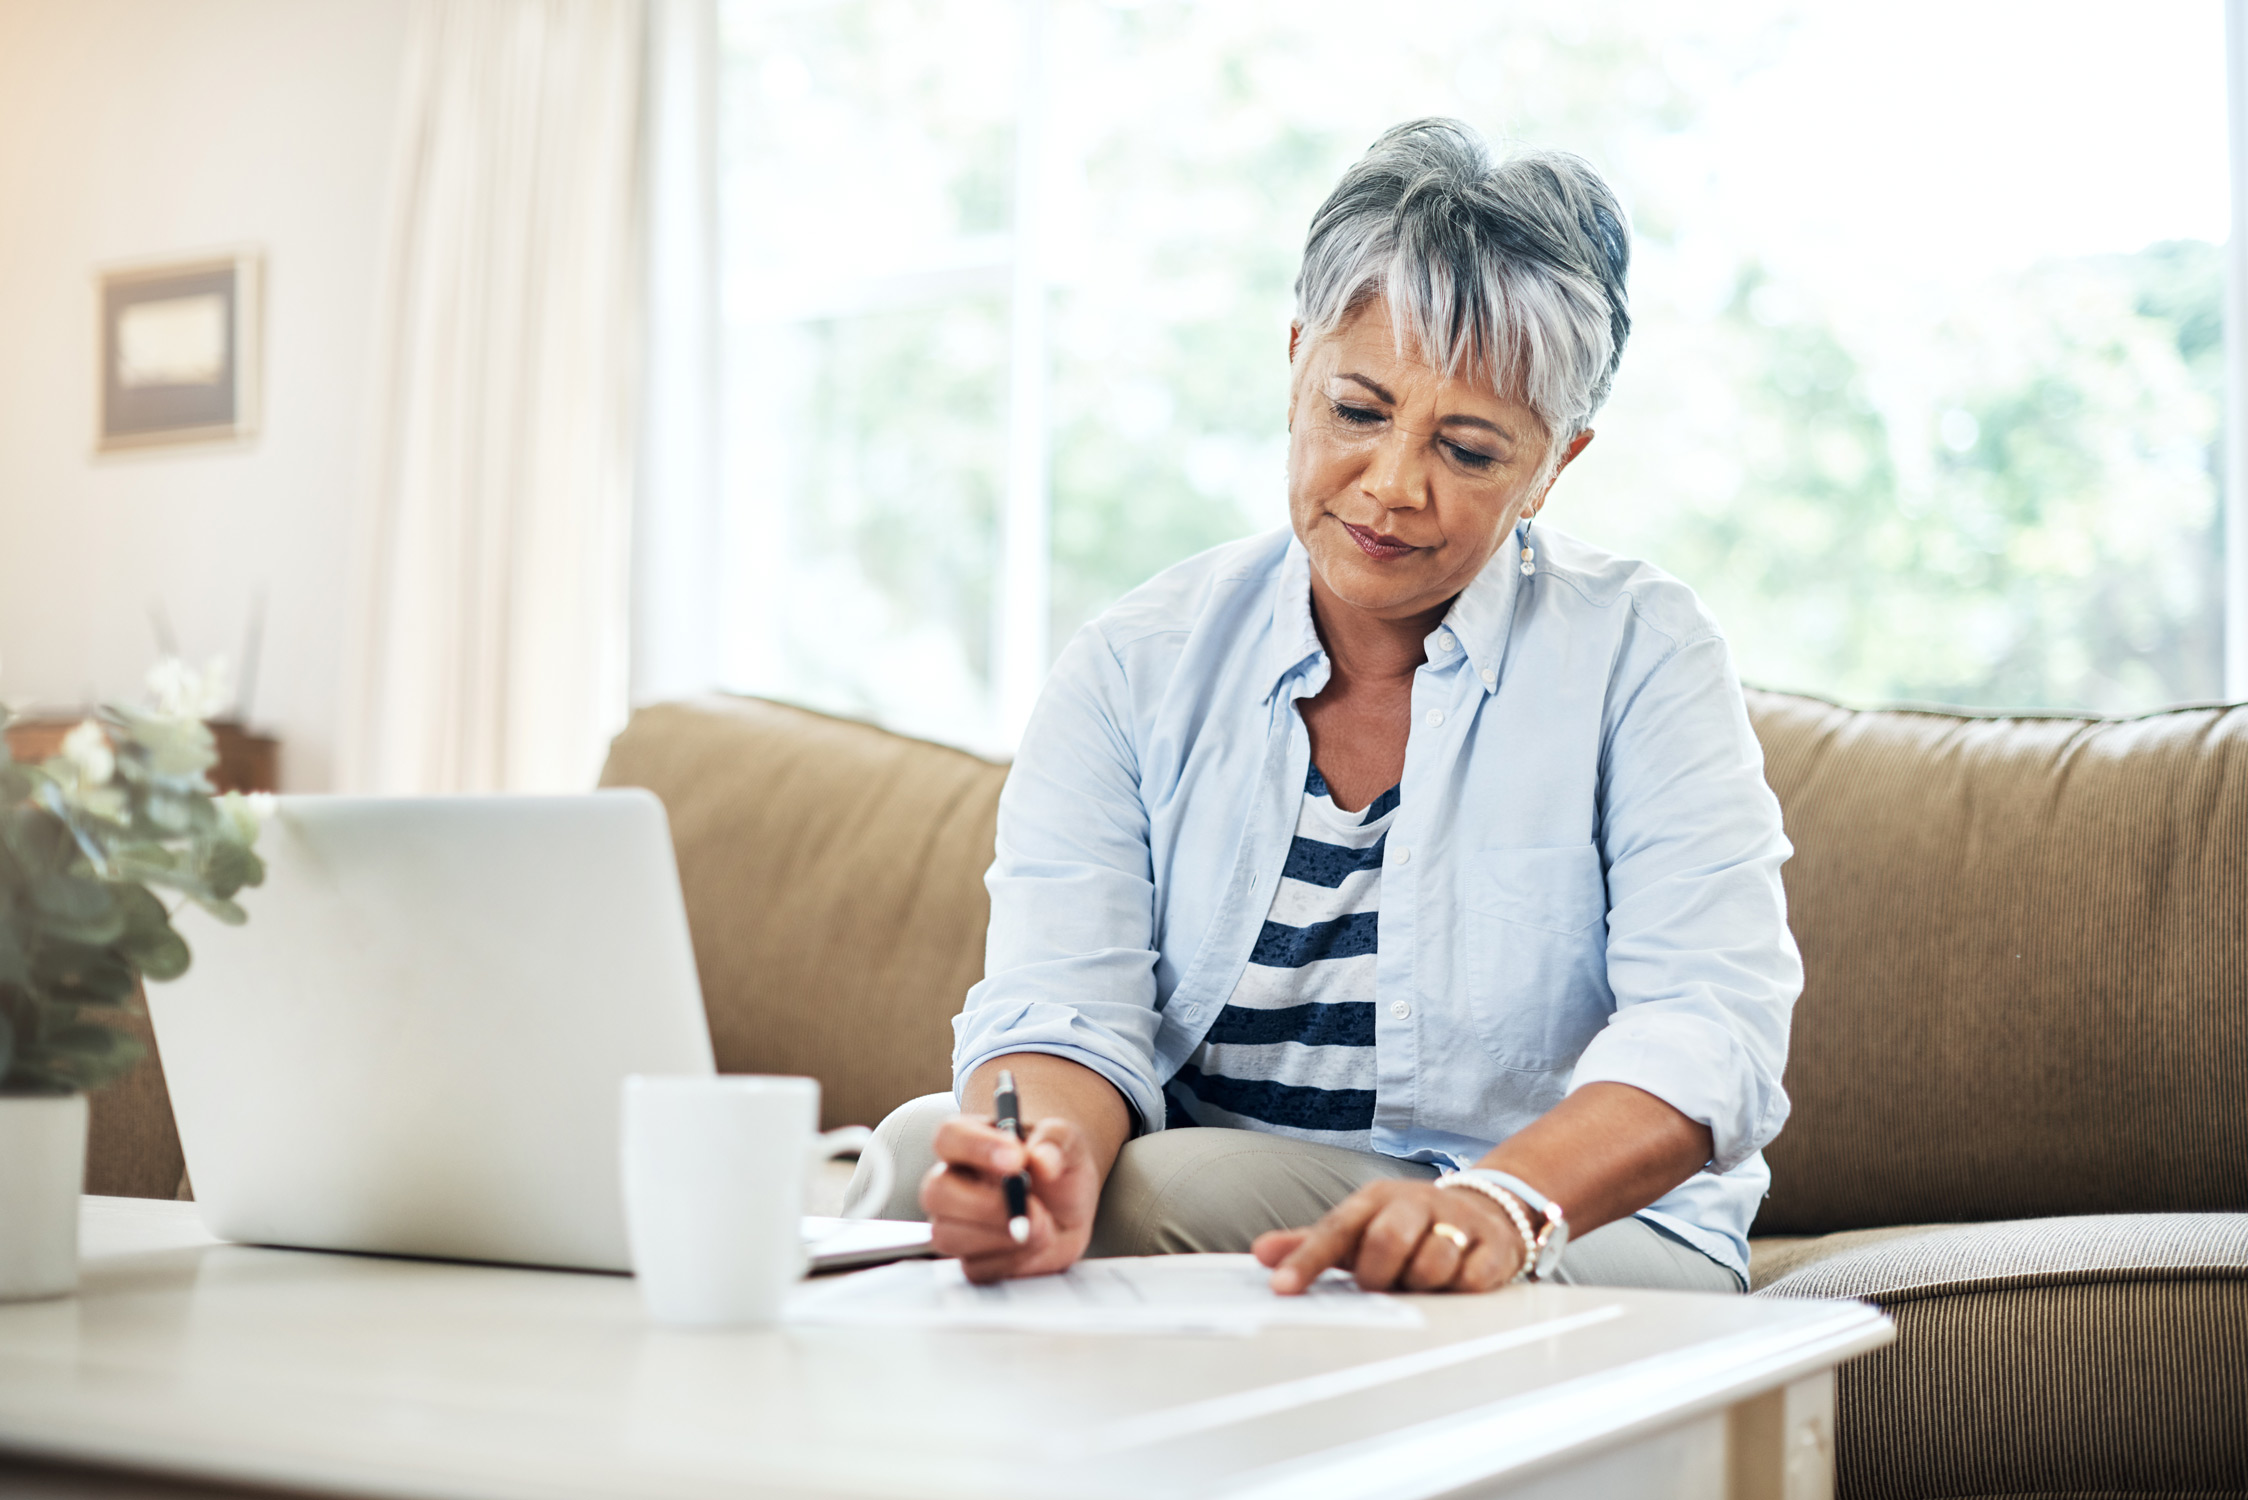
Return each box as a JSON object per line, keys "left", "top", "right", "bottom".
{"left": 0, "top": 1198, "right": 1889, "bottom": 1499}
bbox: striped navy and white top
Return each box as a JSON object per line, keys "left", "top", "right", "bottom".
{"left": 1164, "top": 764, "right": 1398, "bottom": 1150}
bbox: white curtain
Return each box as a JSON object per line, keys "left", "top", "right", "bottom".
{"left": 633, "top": 0, "right": 722, "bottom": 708}
{"left": 343, "top": 0, "right": 645, "bottom": 794}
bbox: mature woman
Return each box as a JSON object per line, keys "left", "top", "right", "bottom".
{"left": 867, "top": 118, "right": 1797, "bottom": 1295}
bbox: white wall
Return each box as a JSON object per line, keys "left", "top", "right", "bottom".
{"left": 0, "top": 0, "right": 407, "bottom": 790}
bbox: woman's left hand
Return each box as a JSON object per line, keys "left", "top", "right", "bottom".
{"left": 1252, "top": 1179, "right": 1526, "bottom": 1294}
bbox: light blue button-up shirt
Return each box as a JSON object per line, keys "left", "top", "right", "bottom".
{"left": 952, "top": 525, "right": 1801, "bottom": 1278}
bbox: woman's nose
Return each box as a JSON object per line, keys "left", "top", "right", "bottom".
{"left": 1362, "top": 427, "right": 1430, "bottom": 510}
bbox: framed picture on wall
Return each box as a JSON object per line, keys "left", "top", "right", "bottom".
{"left": 97, "top": 252, "right": 262, "bottom": 452}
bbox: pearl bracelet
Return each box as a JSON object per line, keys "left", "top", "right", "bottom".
{"left": 1434, "top": 1172, "right": 1539, "bottom": 1282}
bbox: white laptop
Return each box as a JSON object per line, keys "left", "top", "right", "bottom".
{"left": 148, "top": 792, "right": 928, "bottom": 1274}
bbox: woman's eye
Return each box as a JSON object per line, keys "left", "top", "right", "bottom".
{"left": 1446, "top": 442, "right": 1498, "bottom": 471}
{"left": 1329, "top": 400, "right": 1384, "bottom": 426}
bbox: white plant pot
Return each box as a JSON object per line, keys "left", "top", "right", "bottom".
{"left": 0, "top": 1092, "right": 88, "bottom": 1301}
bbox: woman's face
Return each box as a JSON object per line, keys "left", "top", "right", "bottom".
{"left": 1286, "top": 298, "right": 1591, "bottom": 623}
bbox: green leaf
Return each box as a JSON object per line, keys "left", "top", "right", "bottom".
{"left": 28, "top": 785, "right": 114, "bottom": 875}
{"left": 143, "top": 789, "right": 195, "bottom": 834}
{"left": 29, "top": 872, "right": 124, "bottom": 945}
{"left": 48, "top": 1021, "right": 128, "bottom": 1056}
{"left": 192, "top": 894, "right": 249, "bottom": 927}
{"left": 201, "top": 840, "right": 258, "bottom": 899}
{"left": 68, "top": 785, "right": 130, "bottom": 828}
{"left": 75, "top": 1047, "right": 145, "bottom": 1092}
{"left": 109, "top": 847, "right": 180, "bottom": 881}
{"left": 114, "top": 886, "right": 191, "bottom": 982}
{"left": 131, "top": 927, "right": 191, "bottom": 983}
{"left": 0, "top": 907, "right": 26, "bottom": 991}
{"left": 1, "top": 806, "right": 71, "bottom": 879}
{"left": 22, "top": 1024, "right": 145, "bottom": 1091}
{"left": 2, "top": 1055, "right": 75, "bottom": 1094}
{"left": 114, "top": 882, "right": 169, "bottom": 939}
{"left": 31, "top": 937, "right": 138, "bottom": 1005}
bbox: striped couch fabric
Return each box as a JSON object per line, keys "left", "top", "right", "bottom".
{"left": 1744, "top": 690, "right": 2248, "bottom": 1498}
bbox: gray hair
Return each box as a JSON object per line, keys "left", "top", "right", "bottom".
{"left": 1294, "top": 119, "right": 1632, "bottom": 447}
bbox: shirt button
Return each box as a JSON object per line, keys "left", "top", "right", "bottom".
{"left": 1426, "top": 709, "right": 1444, "bottom": 728}
{"left": 1480, "top": 668, "right": 1496, "bottom": 685}
{"left": 1434, "top": 632, "right": 1455, "bottom": 652}
{"left": 1393, "top": 844, "right": 1410, "bottom": 865}
{"left": 1391, "top": 1001, "right": 1412, "bottom": 1020}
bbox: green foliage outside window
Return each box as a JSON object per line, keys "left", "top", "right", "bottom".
{"left": 721, "top": 1, "right": 2225, "bottom": 734}
{"left": 1599, "top": 244, "right": 2222, "bottom": 711}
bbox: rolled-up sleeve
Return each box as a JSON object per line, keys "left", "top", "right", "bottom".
{"left": 951, "top": 624, "right": 1169, "bottom": 1128}
{"left": 1567, "top": 632, "right": 1801, "bottom": 1173}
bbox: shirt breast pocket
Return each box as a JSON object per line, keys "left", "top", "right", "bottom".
{"left": 1462, "top": 844, "right": 1612, "bottom": 1071}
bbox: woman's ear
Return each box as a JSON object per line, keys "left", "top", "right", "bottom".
{"left": 1285, "top": 324, "right": 1304, "bottom": 431}
{"left": 1525, "top": 430, "right": 1596, "bottom": 520}
{"left": 1556, "top": 428, "right": 1595, "bottom": 475}
{"left": 1544, "top": 429, "right": 1596, "bottom": 497}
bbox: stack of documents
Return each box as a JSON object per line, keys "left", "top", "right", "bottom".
{"left": 802, "top": 1216, "right": 934, "bottom": 1272}
{"left": 786, "top": 1253, "right": 1424, "bottom": 1335}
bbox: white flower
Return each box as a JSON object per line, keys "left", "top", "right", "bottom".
{"left": 219, "top": 791, "right": 276, "bottom": 844}
{"left": 60, "top": 718, "right": 114, "bottom": 787}
{"left": 146, "top": 655, "right": 233, "bottom": 721}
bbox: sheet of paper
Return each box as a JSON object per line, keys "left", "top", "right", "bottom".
{"left": 801, "top": 1216, "right": 934, "bottom": 1272}
{"left": 785, "top": 1253, "right": 1423, "bottom": 1335}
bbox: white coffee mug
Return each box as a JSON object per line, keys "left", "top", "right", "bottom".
{"left": 621, "top": 1074, "right": 894, "bottom": 1326}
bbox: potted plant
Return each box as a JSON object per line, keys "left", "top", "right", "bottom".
{"left": 0, "top": 664, "right": 265, "bottom": 1300}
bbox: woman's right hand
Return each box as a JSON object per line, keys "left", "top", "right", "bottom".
{"left": 920, "top": 1112, "right": 1104, "bottom": 1282}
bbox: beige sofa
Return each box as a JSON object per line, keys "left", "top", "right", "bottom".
{"left": 92, "top": 688, "right": 2248, "bottom": 1498}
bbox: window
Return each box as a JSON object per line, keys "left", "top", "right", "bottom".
{"left": 714, "top": 1, "right": 2230, "bottom": 750}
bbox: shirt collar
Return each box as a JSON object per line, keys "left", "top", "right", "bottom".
{"left": 1439, "top": 539, "right": 1528, "bottom": 696}
{"left": 1263, "top": 533, "right": 1530, "bottom": 702}
{"left": 1262, "top": 539, "right": 1327, "bottom": 702}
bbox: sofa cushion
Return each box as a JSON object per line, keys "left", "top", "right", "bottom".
{"left": 599, "top": 695, "right": 1007, "bottom": 1130}
{"left": 1753, "top": 1214, "right": 2248, "bottom": 1499}
{"left": 1746, "top": 690, "right": 2248, "bottom": 1234}
{"left": 1753, "top": 1212, "right": 2248, "bottom": 1300}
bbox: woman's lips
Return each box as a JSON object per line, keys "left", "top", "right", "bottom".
{"left": 1340, "top": 520, "right": 1419, "bottom": 560}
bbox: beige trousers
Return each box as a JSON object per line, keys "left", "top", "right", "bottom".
{"left": 854, "top": 1093, "right": 1742, "bottom": 1294}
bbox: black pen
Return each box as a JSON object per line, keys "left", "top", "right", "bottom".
{"left": 993, "top": 1069, "right": 1032, "bottom": 1245}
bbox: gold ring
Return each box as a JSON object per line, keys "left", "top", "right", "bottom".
{"left": 1430, "top": 1222, "right": 1472, "bottom": 1252}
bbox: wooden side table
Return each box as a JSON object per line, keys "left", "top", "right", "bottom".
{"left": 3, "top": 717, "right": 279, "bottom": 794}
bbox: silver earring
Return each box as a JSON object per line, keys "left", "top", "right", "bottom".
{"left": 1517, "top": 518, "right": 1535, "bottom": 578}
